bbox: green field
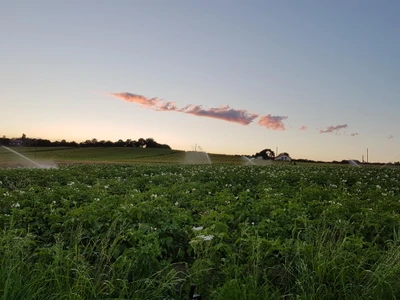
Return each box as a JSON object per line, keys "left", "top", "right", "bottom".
{"left": 0, "top": 146, "right": 243, "bottom": 167}
{"left": 1, "top": 162, "right": 400, "bottom": 299}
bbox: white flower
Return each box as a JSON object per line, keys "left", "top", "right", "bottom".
{"left": 376, "top": 185, "right": 381, "bottom": 189}
{"left": 192, "top": 226, "right": 204, "bottom": 231}
{"left": 11, "top": 203, "right": 20, "bottom": 208}
{"left": 175, "top": 201, "right": 179, "bottom": 206}
{"left": 197, "top": 234, "right": 214, "bottom": 241}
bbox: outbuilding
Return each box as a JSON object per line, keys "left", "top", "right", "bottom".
{"left": 275, "top": 153, "right": 292, "bottom": 161}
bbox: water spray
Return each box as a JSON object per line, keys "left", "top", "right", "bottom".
{"left": 242, "top": 156, "right": 256, "bottom": 165}
{"left": 184, "top": 144, "right": 212, "bottom": 164}
{"left": 2, "top": 145, "right": 43, "bottom": 168}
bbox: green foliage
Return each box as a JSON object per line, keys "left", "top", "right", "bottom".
{"left": 1, "top": 164, "right": 400, "bottom": 299}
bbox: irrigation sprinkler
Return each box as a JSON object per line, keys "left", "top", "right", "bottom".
{"left": 184, "top": 144, "right": 211, "bottom": 164}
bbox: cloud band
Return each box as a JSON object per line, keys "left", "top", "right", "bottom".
{"left": 109, "top": 92, "right": 287, "bottom": 129}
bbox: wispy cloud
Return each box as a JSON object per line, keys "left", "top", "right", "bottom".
{"left": 320, "top": 124, "right": 348, "bottom": 134}
{"left": 351, "top": 133, "right": 359, "bottom": 136}
{"left": 108, "top": 92, "right": 178, "bottom": 111}
{"left": 388, "top": 134, "right": 394, "bottom": 139}
{"left": 182, "top": 105, "right": 258, "bottom": 125}
{"left": 258, "top": 114, "right": 288, "bottom": 130}
{"left": 299, "top": 125, "right": 307, "bottom": 131}
{"left": 108, "top": 91, "right": 284, "bottom": 128}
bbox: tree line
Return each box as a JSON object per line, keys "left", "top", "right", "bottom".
{"left": 0, "top": 134, "right": 171, "bottom": 149}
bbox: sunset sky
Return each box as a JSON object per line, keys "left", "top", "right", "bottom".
{"left": 1, "top": 1, "right": 399, "bottom": 162}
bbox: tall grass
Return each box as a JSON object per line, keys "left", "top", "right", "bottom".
{"left": 0, "top": 226, "right": 184, "bottom": 299}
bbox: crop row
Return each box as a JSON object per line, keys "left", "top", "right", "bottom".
{"left": 1, "top": 164, "right": 400, "bottom": 299}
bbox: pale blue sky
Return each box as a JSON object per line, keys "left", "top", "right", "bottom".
{"left": 1, "top": 0, "right": 399, "bottom": 162}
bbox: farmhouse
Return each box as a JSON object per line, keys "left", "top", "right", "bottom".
{"left": 275, "top": 153, "right": 292, "bottom": 161}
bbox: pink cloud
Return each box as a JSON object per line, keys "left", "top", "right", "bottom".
{"left": 109, "top": 92, "right": 259, "bottom": 125}
{"left": 257, "top": 114, "right": 288, "bottom": 130}
{"left": 388, "top": 134, "right": 394, "bottom": 139}
{"left": 109, "top": 91, "right": 291, "bottom": 130}
{"left": 299, "top": 125, "right": 307, "bottom": 131}
{"left": 181, "top": 105, "right": 258, "bottom": 125}
{"left": 320, "top": 124, "right": 348, "bottom": 134}
{"left": 351, "top": 133, "right": 359, "bottom": 136}
{"left": 109, "top": 92, "right": 178, "bottom": 111}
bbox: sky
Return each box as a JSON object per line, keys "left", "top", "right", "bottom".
{"left": 1, "top": 0, "right": 399, "bottom": 163}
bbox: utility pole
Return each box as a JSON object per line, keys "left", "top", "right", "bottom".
{"left": 367, "top": 148, "right": 369, "bottom": 163}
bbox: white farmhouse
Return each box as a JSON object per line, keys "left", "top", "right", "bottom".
{"left": 275, "top": 153, "right": 292, "bottom": 161}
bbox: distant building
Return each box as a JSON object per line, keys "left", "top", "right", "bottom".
{"left": 9, "top": 139, "right": 23, "bottom": 147}
{"left": 275, "top": 153, "right": 291, "bottom": 161}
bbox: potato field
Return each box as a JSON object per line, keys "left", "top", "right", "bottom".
{"left": 1, "top": 164, "right": 400, "bottom": 299}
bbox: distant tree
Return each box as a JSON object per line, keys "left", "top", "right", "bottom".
{"left": 37, "top": 139, "right": 52, "bottom": 147}
{"left": 141, "top": 137, "right": 172, "bottom": 149}
{"left": 145, "top": 138, "right": 157, "bottom": 148}
{"left": 81, "top": 140, "right": 93, "bottom": 147}
{"left": 254, "top": 149, "right": 275, "bottom": 160}
{"left": 138, "top": 138, "right": 147, "bottom": 147}
{"left": 115, "top": 139, "right": 125, "bottom": 147}
{"left": 297, "top": 158, "right": 315, "bottom": 163}
{"left": 0, "top": 137, "right": 10, "bottom": 146}
{"left": 158, "top": 143, "right": 171, "bottom": 149}
{"left": 12, "top": 135, "right": 171, "bottom": 149}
